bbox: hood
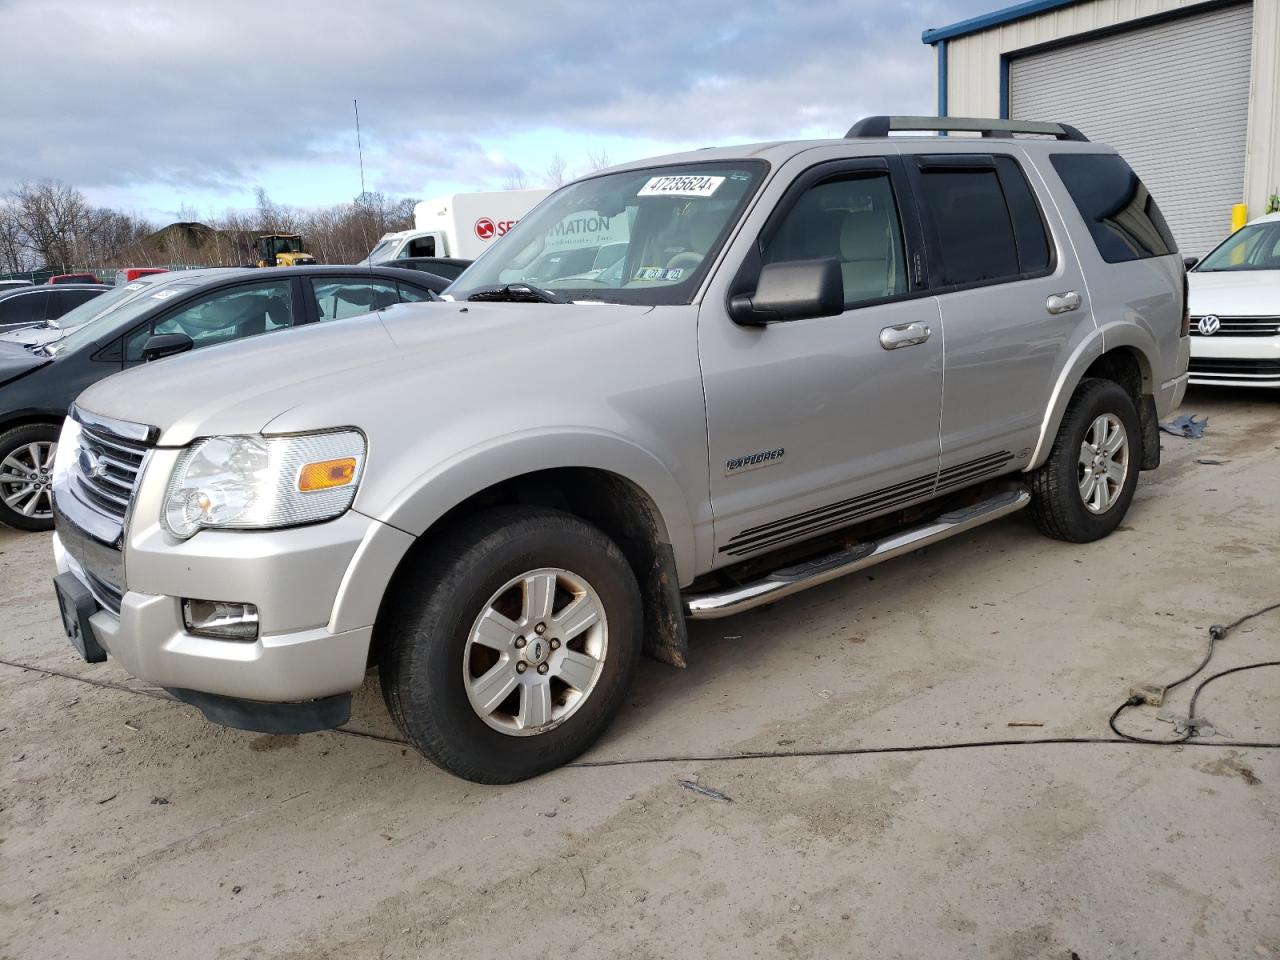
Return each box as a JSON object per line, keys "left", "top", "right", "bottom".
{"left": 0, "top": 341, "right": 51, "bottom": 388}
{"left": 0, "top": 323, "right": 66, "bottom": 347}
{"left": 74, "top": 299, "right": 651, "bottom": 445}
{"left": 1188, "top": 270, "right": 1280, "bottom": 316}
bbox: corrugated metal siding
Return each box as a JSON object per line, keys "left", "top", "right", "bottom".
{"left": 944, "top": 0, "right": 1210, "bottom": 117}
{"left": 1009, "top": 3, "right": 1252, "bottom": 254}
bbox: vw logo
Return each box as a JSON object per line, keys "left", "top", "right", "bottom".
{"left": 77, "top": 446, "right": 107, "bottom": 480}
{"left": 1197, "top": 315, "right": 1221, "bottom": 336}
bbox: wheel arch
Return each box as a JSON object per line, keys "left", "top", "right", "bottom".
{"left": 1027, "top": 327, "right": 1161, "bottom": 471}
{"left": 368, "top": 442, "right": 696, "bottom": 669}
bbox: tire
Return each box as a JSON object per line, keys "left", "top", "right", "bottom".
{"left": 0, "top": 423, "right": 59, "bottom": 532}
{"left": 1028, "top": 378, "right": 1141, "bottom": 543}
{"left": 378, "top": 506, "right": 643, "bottom": 783}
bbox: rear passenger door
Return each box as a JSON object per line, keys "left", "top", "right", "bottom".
{"left": 906, "top": 150, "right": 1089, "bottom": 481}
{"left": 701, "top": 157, "right": 945, "bottom": 562}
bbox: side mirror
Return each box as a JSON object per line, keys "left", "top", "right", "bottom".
{"left": 729, "top": 259, "right": 844, "bottom": 326}
{"left": 141, "top": 333, "right": 194, "bottom": 362}
{"left": 1183, "top": 256, "right": 1199, "bottom": 271}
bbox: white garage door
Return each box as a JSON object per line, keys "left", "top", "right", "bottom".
{"left": 1009, "top": 2, "right": 1253, "bottom": 257}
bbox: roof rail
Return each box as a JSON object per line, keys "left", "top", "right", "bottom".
{"left": 846, "top": 115, "right": 1089, "bottom": 142}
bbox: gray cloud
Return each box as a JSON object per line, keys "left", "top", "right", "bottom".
{"left": 0, "top": 0, "right": 991, "bottom": 202}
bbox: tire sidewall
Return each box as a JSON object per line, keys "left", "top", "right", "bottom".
{"left": 1055, "top": 381, "right": 1141, "bottom": 537}
{"left": 0, "top": 423, "right": 59, "bottom": 532}
{"left": 389, "top": 510, "right": 641, "bottom": 781}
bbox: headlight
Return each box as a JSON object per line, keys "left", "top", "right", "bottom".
{"left": 51, "top": 416, "right": 83, "bottom": 491}
{"left": 162, "top": 430, "right": 365, "bottom": 539}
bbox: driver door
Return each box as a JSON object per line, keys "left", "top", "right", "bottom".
{"left": 698, "top": 157, "right": 944, "bottom": 563}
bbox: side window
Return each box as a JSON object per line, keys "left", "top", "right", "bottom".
{"left": 311, "top": 279, "right": 399, "bottom": 322}
{"left": 994, "top": 157, "right": 1052, "bottom": 275}
{"left": 762, "top": 173, "right": 907, "bottom": 308}
{"left": 1050, "top": 153, "right": 1176, "bottom": 262}
{"left": 917, "top": 164, "right": 1020, "bottom": 287}
{"left": 405, "top": 236, "right": 436, "bottom": 257}
{"left": 50, "top": 289, "right": 100, "bottom": 319}
{"left": 124, "top": 281, "right": 293, "bottom": 361}
{"left": 0, "top": 292, "right": 47, "bottom": 326}
{"left": 396, "top": 282, "right": 434, "bottom": 303}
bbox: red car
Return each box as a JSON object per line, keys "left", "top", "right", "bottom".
{"left": 113, "top": 267, "right": 168, "bottom": 285}
{"left": 47, "top": 272, "right": 99, "bottom": 285}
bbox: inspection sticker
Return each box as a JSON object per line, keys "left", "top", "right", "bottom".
{"left": 151, "top": 290, "right": 179, "bottom": 300}
{"left": 638, "top": 175, "right": 724, "bottom": 198}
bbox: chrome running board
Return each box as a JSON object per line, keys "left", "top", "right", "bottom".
{"left": 683, "top": 489, "right": 1031, "bottom": 620}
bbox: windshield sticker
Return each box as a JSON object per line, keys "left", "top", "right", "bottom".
{"left": 124, "top": 283, "right": 144, "bottom": 291}
{"left": 638, "top": 175, "right": 724, "bottom": 198}
{"left": 151, "top": 290, "right": 178, "bottom": 300}
{"left": 632, "top": 266, "right": 687, "bottom": 282}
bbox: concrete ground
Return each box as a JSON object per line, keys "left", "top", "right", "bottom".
{"left": 1, "top": 386, "right": 1278, "bottom": 960}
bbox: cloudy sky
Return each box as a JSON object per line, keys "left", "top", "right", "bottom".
{"left": 1, "top": 0, "right": 992, "bottom": 221}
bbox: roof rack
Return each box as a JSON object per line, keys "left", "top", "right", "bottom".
{"left": 845, "top": 115, "right": 1088, "bottom": 142}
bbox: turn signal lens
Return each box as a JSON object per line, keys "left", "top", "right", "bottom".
{"left": 297, "top": 457, "right": 358, "bottom": 492}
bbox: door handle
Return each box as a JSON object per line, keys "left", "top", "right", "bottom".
{"left": 1045, "top": 291, "right": 1081, "bottom": 315}
{"left": 879, "top": 322, "right": 931, "bottom": 350}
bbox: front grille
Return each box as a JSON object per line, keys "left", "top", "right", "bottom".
{"left": 1190, "top": 316, "right": 1280, "bottom": 337}
{"left": 1189, "top": 357, "right": 1280, "bottom": 381}
{"left": 84, "top": 568, "right": 124, "bottom": 616}
{"left": 72, "top": 420, "right": 149, "bottom": 521}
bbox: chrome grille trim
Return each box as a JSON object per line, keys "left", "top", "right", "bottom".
{"left": 74, "top": 419, "right": 149, "bottom": 522}
{"left": 1190, "top": 315, "right": 1280, "bottom": 337}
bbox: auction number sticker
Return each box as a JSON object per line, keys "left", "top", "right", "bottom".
{"left": 638, "top": 175, "right": 724, "bottom": 198}
{"left": 151, "top": 290, "right": 179, "bottom": 300}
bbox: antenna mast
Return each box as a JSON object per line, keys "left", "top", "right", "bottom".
{"left": 353, "top": 99, "right": 368, "bottom": 200}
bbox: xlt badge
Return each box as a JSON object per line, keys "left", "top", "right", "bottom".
{"left": 725, "top": 447, "right": 785, "bottom": 476}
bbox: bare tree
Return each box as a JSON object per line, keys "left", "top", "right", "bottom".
{"left": 543, "top": 154, "right": 568, "bottom": 188}
{"left": 12, "top": 180, "right": 91, "bottom": 271}
{"left": 503, "top": 167, "right": 531, "bottom": 190}
{"left": 585, "top": 148, "right": 612, "bottom": 173}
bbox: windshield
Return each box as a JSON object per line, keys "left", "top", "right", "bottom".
{"left": 449, "top": 161, "right": 767, "bottom": 305}
{"left": 362, "top": 237, "right": 401, "bottom": 264}
{"left": 1197, "top": 220, "right": 1280, "bottom": 272}
{"left": 48, "top": 280, "right": 195, "bottom": 356}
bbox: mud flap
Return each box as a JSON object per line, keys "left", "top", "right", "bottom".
{"left": 644, "top": 542, "right": 688, "bottom": 668}
{"left": 1138, "top": 395, "right": 1161, "bottom": 470}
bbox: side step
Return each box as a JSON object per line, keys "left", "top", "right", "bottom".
{"left": 683, "top": 489, "right": 1031, "bottom": 620}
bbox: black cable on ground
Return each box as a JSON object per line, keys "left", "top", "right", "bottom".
{"left": 1109, "top": 601, "right": 1280, "bottom": 746}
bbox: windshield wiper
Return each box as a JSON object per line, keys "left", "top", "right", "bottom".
{"left": 466, "top": 283, "right": 569, "bottom": 304}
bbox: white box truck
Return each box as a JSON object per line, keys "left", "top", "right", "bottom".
{"left": 360, "top": 189, "right": 551, "bottom": 264}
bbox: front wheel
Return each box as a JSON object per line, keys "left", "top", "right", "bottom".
{"left": 1028, "top": 378, "right": 1141, "bottom": 543}
{"left": 0, "top": 423, "right": 58, "bottom": 532}
{"left": 378, "top": 507, "right": 642, "bottom": 783}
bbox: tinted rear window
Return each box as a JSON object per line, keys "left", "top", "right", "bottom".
{"left": 1051, "top": 153, "right": 1176, "bottom": 262}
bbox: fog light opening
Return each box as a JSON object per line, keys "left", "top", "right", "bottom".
{"left": 183, "top": 599, "right": 259, "bottom": 641}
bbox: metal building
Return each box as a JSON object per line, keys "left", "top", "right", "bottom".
{"left": 923, "top": 0, "right": 1280, "bottom": 256}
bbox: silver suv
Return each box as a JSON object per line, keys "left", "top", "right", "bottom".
{"left": 51, "top": 117, "right": 1190, "bottom": 782}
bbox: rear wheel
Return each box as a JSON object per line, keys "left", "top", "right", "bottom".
{"left": 1028, "top": 378, "right": 1141, "bottom": 543}
{"left": 379, "top": 507, "right": 642, "bottom": 783}
{"left": 0, "top": 423, "right": 58, "bottom": 532}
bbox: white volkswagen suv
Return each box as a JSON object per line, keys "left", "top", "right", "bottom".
{"left": 1188, "top": 212, "right": 1280, "bottom": 389}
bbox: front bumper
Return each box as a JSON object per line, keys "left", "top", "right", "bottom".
{"left": 53, "top": 509, "right": 414, "bottom": 704}
{"left": 1189, "top": 335, "right": 1280, "bottom": 387}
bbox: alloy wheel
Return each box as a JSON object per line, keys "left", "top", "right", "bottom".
{"left": 1077, "top": 414, "right": 1128, "bottom": 514}
{"left": 0, "top": 441, "right": 56, "bottom": 520}
{"left": 463, "top": 567, "right": 608, "bottom": 736}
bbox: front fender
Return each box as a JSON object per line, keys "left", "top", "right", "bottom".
{"left": 373, "top": 428, "right": 698, "bottom": 582}
{"left": 1025, "top": 321, "right": 1160, "bottom": 470}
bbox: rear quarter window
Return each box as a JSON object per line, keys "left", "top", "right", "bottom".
{"left": 1051, "top": 153, "right": 1176, "bottom": 263}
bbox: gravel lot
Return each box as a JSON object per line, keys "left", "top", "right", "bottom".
{"left": 2, "top": 387, "right": 1278, "bottom": 960}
